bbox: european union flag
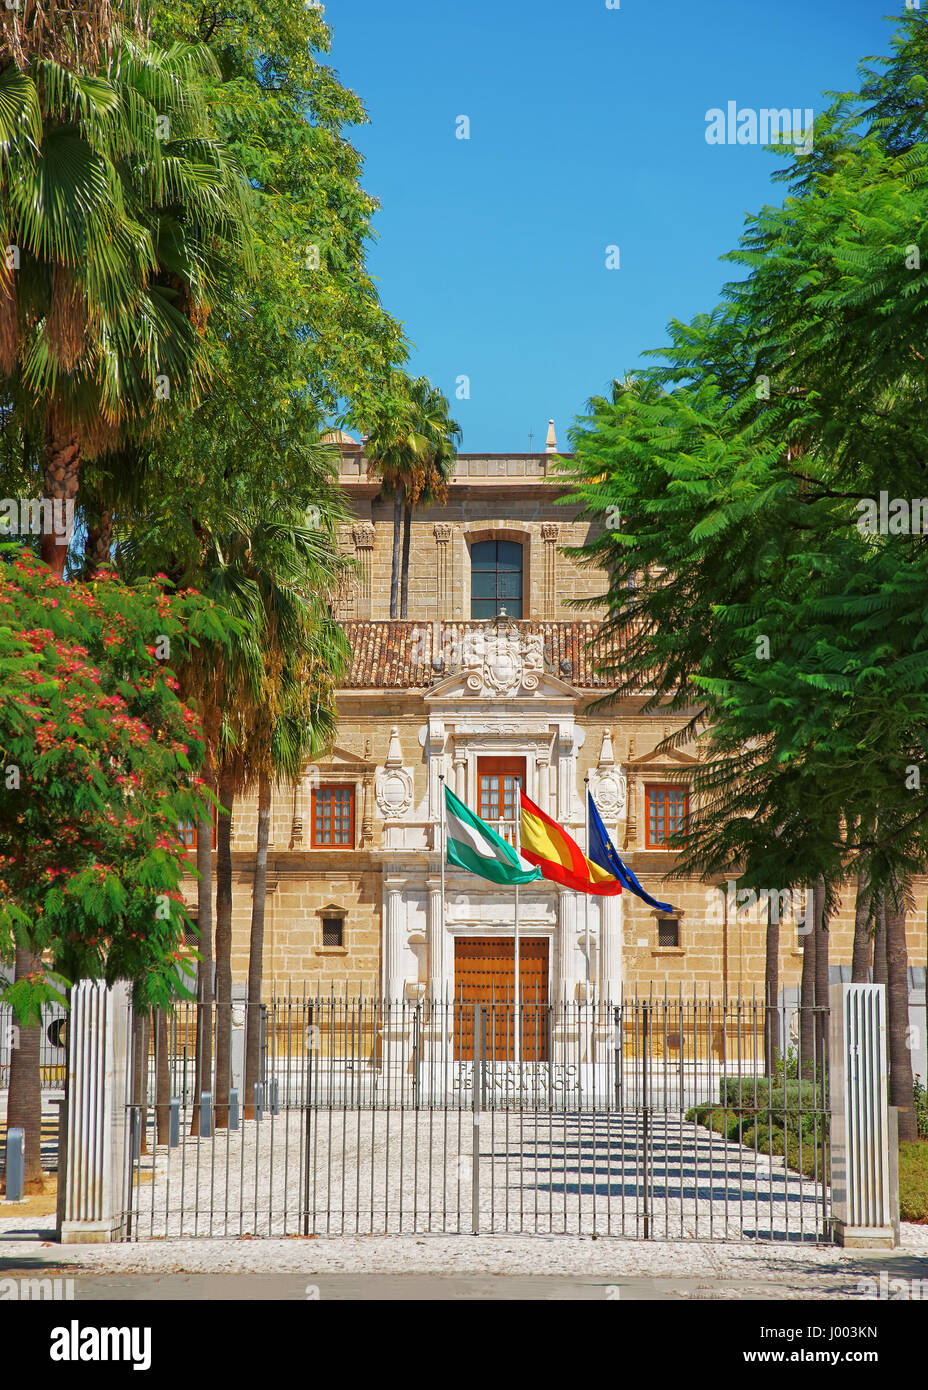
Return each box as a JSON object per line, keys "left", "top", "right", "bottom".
{"left": 587, "top": 791, "right": 674, "bottom": 913}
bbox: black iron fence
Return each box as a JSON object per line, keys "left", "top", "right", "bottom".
{"left": 124, "top": 994, "right": 831, "bottom": 1242}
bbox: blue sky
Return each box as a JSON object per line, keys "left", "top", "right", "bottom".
{"left": 328, "top": 0, "right": 901, "bottom": 452}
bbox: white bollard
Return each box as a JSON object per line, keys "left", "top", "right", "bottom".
{"left": 829, "top": 983, "right": 899, "bottom": 1249}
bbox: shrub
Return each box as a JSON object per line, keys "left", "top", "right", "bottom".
{"left": 914, "top": 1075, "right": 928, "bottom": 1141}
{"left": 899, "top": 1142, "right": 928, "bottom": 1223}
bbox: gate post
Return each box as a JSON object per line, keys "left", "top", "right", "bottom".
{"left": 829, "top": 983, "right": 898, "bottom": 1249}
{"left": 57, "top": 980, "right": 133, "bottom": 1244}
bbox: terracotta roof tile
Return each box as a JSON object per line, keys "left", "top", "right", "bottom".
{"left": 340, "top": 621, "right": 621, "bottom": 691}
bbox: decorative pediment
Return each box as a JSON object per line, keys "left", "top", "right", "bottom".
{"left": 626, "top": 736, "right": 699, "bottom": 770}
{"left": 315, "top": 745, "right": 375, "bottom": 771}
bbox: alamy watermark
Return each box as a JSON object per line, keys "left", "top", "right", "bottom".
{"left": 856, "top": 492, "right": 928, "bottom": 536}
{"left": 705, "top": 102, "right": 814, "bottom": 154}
{"left": 0, "top": 497, "right": 74, "bottom": 546}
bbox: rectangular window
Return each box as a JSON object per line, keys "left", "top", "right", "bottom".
{"left": 646, "top": 785, "right": 688, "bottom": 847}
{"left": 322, "top": 916, "right": 344, "bottom": 947}
{"left": 312, "top": 786, "right": 354, "bottom": 847}
{"left": 477, "top": 757, "right": 525, "bottom": 841}
{"left": 658, "top": 917, "right": 679, "bottom": 948}
{"left": 177, "top": 807, "right": 218, "bottom": 852}
{"left": 471, "top": 539, "right": 523, "bottom": 619}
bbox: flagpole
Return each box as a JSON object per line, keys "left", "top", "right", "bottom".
{"left": 514, "top": 801, "right": 521, "bottom": 1068}
{"left": 584, "top": 776, "right": 591, "bottom": 995}
{"left": 438, "top": 773, "right": 445, "bottom": 1008}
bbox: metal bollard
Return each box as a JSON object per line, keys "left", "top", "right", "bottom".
{"left": 270, "top": 1078, "right": 279, "bottom": 1116}
{"left": 4, "top": 1128, "right": 24, "bottom": 1201}
{"left": 229, "top": 1088, "right": 239, "bottom": 1130}
{"left": 254, "top": 1083, "right": 264, "bottom": 1122}
{"left": 199, "top": 1090, "right": 212, "bottom": 1139}
{"left": 169, "top": 1098, "right": 180, "bottom": 1148}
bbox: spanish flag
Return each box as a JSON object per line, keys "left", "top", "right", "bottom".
{"left": 519, "top": 791, "right": 622, "bottom": 896}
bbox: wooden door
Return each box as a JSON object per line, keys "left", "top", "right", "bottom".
{"left": 453, "top": 937, "right": 549, "bottom": 1062}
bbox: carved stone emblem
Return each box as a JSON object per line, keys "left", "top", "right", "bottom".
{"left": 590, "top": 729, "right": 627, "bottom": 816}
{"left": 463, "top": 629, "right": 545, "bottom": 697}
{"left": 375, "top": 725, "right": 413, "bottom": 818}
{"left": 590, "top": 769, "right": 627, "bottom": 816}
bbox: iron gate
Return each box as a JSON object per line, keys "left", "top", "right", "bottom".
{"left": 124, "top": 994, "right": 831, "bottom": 1242}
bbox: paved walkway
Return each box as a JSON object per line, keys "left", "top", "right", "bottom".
{"left": 1, "top": 1231, "right": 927, "bottom": 1300}
{"left": 107, "top": 1110, "right": 832, "bottom": 1240}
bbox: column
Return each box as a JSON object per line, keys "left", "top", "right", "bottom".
{"left": 599, "top": 891, "right": 623, "bottom": 1001}
{"left": 427, "top": 870, "right": 444, "bottom": 1002}
{"left": 384, "top": 871, "right": 405, "bottom": 1002}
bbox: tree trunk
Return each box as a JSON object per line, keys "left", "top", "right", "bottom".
{"left": 390, "top": 487, "right": 403, "bottom": 619}
{"left": 155, "top": 1011, "right": 171, "bottom": 1146}
{"left": 84, "top": 509, "right": 114, "bottom": 576}
{"left": 799, "top": 889, "right": 817, "bottom": 1078}
{"left": 851, "top": 872, "right": 872, "bottom": 984}
{"left": 190, "top": 808, "right": 214, "bottom": 1136}
{"left": 131, "top": 1014, "right": 149, "bottom": 1157}
{"left": 873, "top": 895, "right": 887, "bottom": 987}
{"left": 244, "top": 771, "right": 272, "bottom": 1120}
{"left": 400, "top": 502, "right": 412, "bottom": 619}
{"left": 763, "top": 895, "right": 780, "bottom": 1078}
{"left": 885, "top": 893, "right": 917, "bottom": 1142}
{"left": 40, "top": 427, "right": 80, "bottom": 578}
{"left": 813, "top": 878, "right": 829, "bottom": 1075}
{"left": 6, "top": 947, "right": 44, "bottom": 1191}
{"left": 213, "top": 764, "right": 237, "bottom": 1128}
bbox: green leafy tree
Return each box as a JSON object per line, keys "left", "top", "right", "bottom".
{"left": 562, "top": 13, "right": 928, "bottom": 1123}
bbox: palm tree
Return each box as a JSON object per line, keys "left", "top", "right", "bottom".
{"left": 398, "top": 380, "right": 461, "bottom": 618}
{"left": 0, "top": 15, "right": 249, "bottom": 1176}
{"left": 0, "top": 26, "right": 250, "bottom": 580}
{"left": 243, "top": 617, "right": 348, "bottom": 1118}
{"left": 124, "top": 496, "right": 351, "bottom": 1126}
{"left": 360, "top": 373, "right": 461, "bottom": 619}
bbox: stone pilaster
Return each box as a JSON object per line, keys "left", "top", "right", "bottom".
{"left": 542, "top": 522, "right": 559, "bottom": 619}
{"left": 352, "top": 521, "right": 375, "bottom": 619}
{"left": 434, "top": 522, "right": 453, "bottom": 618}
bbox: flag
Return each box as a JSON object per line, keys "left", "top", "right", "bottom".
{"left": 444, "top": 785, "right": 542, "bottom": 886}
{"left": 519, "top": 791, "right": 622, "bottom": 896}
{"left": 587, "top": 791, "right": 674, "bottom": 912}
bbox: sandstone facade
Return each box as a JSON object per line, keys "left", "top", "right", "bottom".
{"left": 180, "top": 442, "right": 927, "bottom": 1020}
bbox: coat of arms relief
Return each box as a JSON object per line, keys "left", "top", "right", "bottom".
{"left": 462, "top": 628, "right": 545, "bottom": 697}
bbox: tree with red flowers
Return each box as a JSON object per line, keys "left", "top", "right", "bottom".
{"left": 0, "top": 543, "right": 237, "bottom": 1185}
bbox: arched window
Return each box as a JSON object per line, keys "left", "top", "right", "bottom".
{"left": 471, "top": 539, "right": 523, "bottom": 618}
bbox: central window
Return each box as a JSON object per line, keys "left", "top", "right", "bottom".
{"left": 471, "top": 539, "right": 523, "bottom": 619}
{"left": 478, "top": 757, "right": 525, "bottom": 840}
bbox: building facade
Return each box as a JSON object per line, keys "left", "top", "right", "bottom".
{"left": 181, "top": 434, "right": 927, "bottom": 1031}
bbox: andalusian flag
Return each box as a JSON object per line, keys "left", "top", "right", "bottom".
{"left": 444, "top": 785, "right": 542, "bottom": 886}
{"left": 519, "top": 792, "right": 622, "bottom": 896}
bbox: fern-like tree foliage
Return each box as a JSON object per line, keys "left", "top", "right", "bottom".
{"left": 560, "top": 13, "right": 928, "bottom": 1127}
